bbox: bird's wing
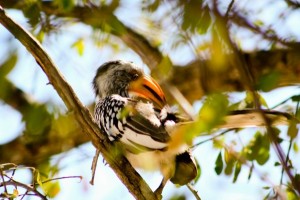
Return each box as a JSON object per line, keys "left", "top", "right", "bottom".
{"left": 114, "top": 99, "right": 172, "bottom": 153}
{"left": 125, "top": 113, "right": 171, "bottom": 143}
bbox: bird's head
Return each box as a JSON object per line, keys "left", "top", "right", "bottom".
{"left": 93, "top": 60, "right": 167, "bottom": 109}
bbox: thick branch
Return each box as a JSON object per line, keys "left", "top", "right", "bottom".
{"left": 0, "top": 0, "right": 162, "bottom": 68}
{"left": 168, "top": 51, "right": 300, "bottom": 103}
{"left": 0, "top": 6, "right": 157, "bottom": 200}
{"left": 39, "top": 1, "right": 162, "bottom": 69}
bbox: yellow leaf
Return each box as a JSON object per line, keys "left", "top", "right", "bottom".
{"left": 44, "top": 181, "right": 61, "bottom": 198}
{"left": 71, "top": 38, "right": 85, "bottom": 56}
{"left": 12, "top": 189, "right": 19, "bottom": 198}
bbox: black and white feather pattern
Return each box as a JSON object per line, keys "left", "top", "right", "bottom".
{"left": 94, "top": 94, "right": 173, "bottom": 153}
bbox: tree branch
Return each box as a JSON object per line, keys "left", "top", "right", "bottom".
{"left": 0, "top": 6, "right": 157, "bottom": 200}
{"left": 0, "top": 1, "right": 300, "bottom": 105}
{"left": 39, "top": 1, "right": 163, "bottom": 69}
{"left": 0, "top": 180, "right": 47, "bottom": 200}
{"left": 212, "top": 2, "right": 300, "bottom": 194}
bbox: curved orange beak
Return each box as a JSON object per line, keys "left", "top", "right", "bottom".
{"left": 128, "top": 75, "right": 167, "bottom": 109}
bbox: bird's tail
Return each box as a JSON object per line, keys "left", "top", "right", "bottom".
{"left": 168, "top": 109, "right": 298, "bottom": 150}
{"left": 170, "top": 151, "right": 198, "bottom": 185}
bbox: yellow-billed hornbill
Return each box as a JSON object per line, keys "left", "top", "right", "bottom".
{"left": 93, "top": 60, "right": 197, "bottom": 195}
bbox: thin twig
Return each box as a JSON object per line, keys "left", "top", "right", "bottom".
{"left": 0, "top": 166, "right": 8, "bottom": 195}
{"left": 0, "top": 180, "right": 47, "bottom": 200}
{"left": 186, "top": 183, "right": 201, "bottom": 200}
{"left": 225, "top": 0, "right": 235, "bottom": 19}
{"left": 281, "top": 100, "right": 300, "bottom": 184}
{"left": 191, "top": 129, "right": 235, "bottom": 149}
{"left": 280, "top": 139, "right": 293, "bottom": 185}
{"left": 41, "top": 176, "right": 83, "bottom": 184}
{"left": 90, "top": 149, "right": 101, "bottom": 185}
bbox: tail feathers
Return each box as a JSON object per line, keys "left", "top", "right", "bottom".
{"left": 170, "top": 151, "right": 198, "bottom": 185}
{"left": 221, "top": 109, "right": 295, "bottom": 128}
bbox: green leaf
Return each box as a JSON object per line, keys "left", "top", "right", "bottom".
{"left": 196, "top": 93, "right": 229, "bottom": 132}
{"left": 247, "top": 162, "right": 254, "bottom": 180}
{"left": 291, "top": 95, "right": 300, "bottom": 102}
{"left": 52, "top": 114, "right": 77, "bottom": 138}
{"left": 233, "top": 162, "right": 241, "bottom": 183}
{"left": 258, "top": 93, "right": 268, "bottom": 108}
{"left": 197, "top": 6, "right": 211, "bottom": 35}
{"left": 181, "top": 1, "right": 211, "bottom": 34}
{"left": 22, "top": 104, "right": 53, "bottom": 143}
{"left": 256, "top": 146, "right": 270, "bottom": 165}
{"left": 12, "top": 189, "right": 19, "bottom": 198}
{"left": 36, "top": 30, "right": 45, "bottom": 43}
{"left": 23, "top": 1, "right": 41, "bottom": 28}
{"left": 153, "top": 56, "right": 172, "bottom": 80}
{"left": 244, "top": 91, "right": 268, "bottom": 108}
{"left": 169, "top": 194, "right": 186, "bottom": 200}
{"left": 274, "top": 162, "right": 281, "bottom": 166}
{"left": 71, "top": 38, "right": 85, "bottom": 56}
{"left": 243, "top": 131, "right": 270, "bottom": 165}
{"left": 293, "top": 142, "right": 299, "bottom": 153}
{"left": 256, "top": 71, "right": 280, "bottom": 92}
{"left": 224, "top": 160, "right": 235, "bottom": 175}
{"left": 288, "top": 120, "right": 298, "bottom": 139}
{"left": 193, "top": 158, "right": 201, "bottom": 184}
{"left": 287, "top": 187, "right": 299, "bottom": 200}
{"left": 0, "top": 53, "right": 17, "bottom": 77}
{"left": 224, "top": 149, "right": 236, "bottom": 175}
{"left": 214, "top": 151, "right": 223, "bottom": 175}
{"left": 53, "top": 0, "right": 75, "bottom": 11}
{"left": 254, "top": 20, "right": 264, "bottom": 27}
{"left": 212, "top": 137, "right": 224, "bottom": 149}
{"left": 296, "top": 107, "right": 300, "bottom": 120}
{"left": 34, "top": 170, "right": 46, "bottom": 193}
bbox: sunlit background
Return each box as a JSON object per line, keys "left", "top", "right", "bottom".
{"left": 1, "top": 0, "right": 300, "bottom": 199}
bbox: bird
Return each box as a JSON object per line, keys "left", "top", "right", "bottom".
{"left": 92, "top": 60, "right": 197, "bottom": 196}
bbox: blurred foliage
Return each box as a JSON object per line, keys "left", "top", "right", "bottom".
{"left": 256, "top": 71, "right": 281, "bottom": 92}
{"left": 195, "top": 93, "right": 229, "bottom": 132}
{"left": 242, "top": 131, "right": 270, "bottom": 165}
{"left": 0, "top": 163, "right": 81, "bottom": 199}
{"left": 0, "top": 0, "right": 300, "bottom": 199}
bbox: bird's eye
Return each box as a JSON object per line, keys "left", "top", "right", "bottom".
{"left": 132, "top": 73, "right": 139, "bottom": 80}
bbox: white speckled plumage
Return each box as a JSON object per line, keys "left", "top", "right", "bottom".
{"left": 93, "top": 60, "right": 197, "bottom": 195}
